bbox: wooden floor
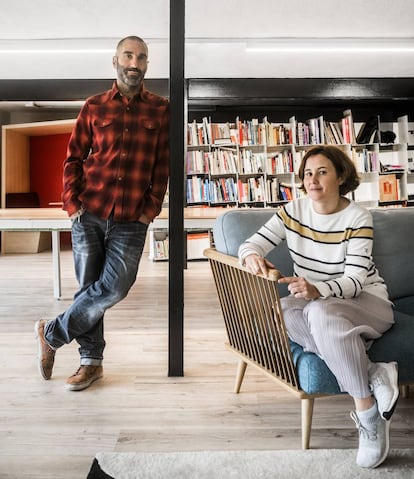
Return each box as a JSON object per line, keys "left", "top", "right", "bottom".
{"left": 0, "top": 249, "right": 413, "bottom": 478}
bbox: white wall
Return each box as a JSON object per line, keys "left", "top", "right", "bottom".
{"left": 0, "top": 0, "right": 413, "bottom": 79}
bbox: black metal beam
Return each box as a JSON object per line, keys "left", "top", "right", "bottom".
{"left": 2, "top": 77, "right": 412, "bottom": 105}
{"left": 188, "top": 78, "right": 414, "bottom": 104}
{"left": 187, "top": 78, "right": 414, "bottom": 122}
{"left": 0, "top": 79, "right": 169, "bottom": 101}
{"left": 1, "top": 77, "right": 412, "bottom": 121}
{"left": 168, "top": 0, "right": 185, "bottom": 377}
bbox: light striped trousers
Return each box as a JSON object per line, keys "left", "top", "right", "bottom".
{"left": 280, "top": 292, "right": 394, "bottom": 398}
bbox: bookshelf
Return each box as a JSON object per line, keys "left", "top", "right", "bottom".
{"left": 186, "top": 118, "right": 301, "bottom": 208}
{"left": 186, "top": 113, "right": 412, "bottom": 210}
{"left": 399, "top": 116, "right": 414, "bottom": 205}
{"left": 148, "top": 229, "right": 169, "bottom": 261}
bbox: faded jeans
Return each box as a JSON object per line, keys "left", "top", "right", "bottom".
{"left": 44, "top": 210, "right": 148, "bottom": 365}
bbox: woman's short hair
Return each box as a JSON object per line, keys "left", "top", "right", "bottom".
{"left": 297, "top": 145, "right": 360, "bottom": 196}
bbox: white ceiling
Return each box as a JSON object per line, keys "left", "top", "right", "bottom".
{"left": 0, "top": 0, "right": 413, "bottom": 79}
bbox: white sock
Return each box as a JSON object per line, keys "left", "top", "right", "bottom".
{"left": 357, "top": 403, "right": 380, "bottom": 428}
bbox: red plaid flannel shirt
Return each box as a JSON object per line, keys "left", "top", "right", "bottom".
{"left": 62, "top": 82, "right": 169, "bottom": 222}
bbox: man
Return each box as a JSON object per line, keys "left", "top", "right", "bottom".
{"left": 35, "top": 36, "right": 170, "bottom": 391}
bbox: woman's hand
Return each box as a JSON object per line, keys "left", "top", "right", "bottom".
{"left": 244, "top": 254, "right": 275, "bottom": 277}
{"left": 278, "top": 276, "right": 320, "bottom": 301}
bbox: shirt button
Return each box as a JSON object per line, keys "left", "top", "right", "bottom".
{"left": 125, "top": 128, "right": 129, "bottom": 132}
{"left": 118, "top": 177, "right": 123, "bottom": 181}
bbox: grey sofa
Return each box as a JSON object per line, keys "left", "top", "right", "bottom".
{"left": 211, "top": 206, "right": 414, "bottom": 398}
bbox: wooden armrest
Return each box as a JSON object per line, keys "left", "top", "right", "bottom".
{"left": 203, "top": 247, "right": 281, "bottom": 282}
{"left": 204, "top": 246, "right": 299, "bottom": 392}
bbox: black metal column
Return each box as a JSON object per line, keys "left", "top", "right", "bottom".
{"left": 168, "top": 0, "right": 185, "bottom": 376}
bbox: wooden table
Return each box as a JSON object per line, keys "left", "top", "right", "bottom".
{"left": 0, "top": 207, "right": 229, "bottom": 298}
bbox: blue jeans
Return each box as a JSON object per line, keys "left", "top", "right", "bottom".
{"left": 44, "top": 211, "right": 148, "bottom": 365}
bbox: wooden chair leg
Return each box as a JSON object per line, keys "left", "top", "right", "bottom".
{"left": 301, "top": 397, "right": 314, "bottom": 450}
{"left": 234, "top": 360, "right": 247, "bottom": 393}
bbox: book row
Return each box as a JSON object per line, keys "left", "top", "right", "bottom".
{"left": 187, "top": 145, "right": 389, "bottom": 176}
{"left": 187, "top": 110, "right": 381, "bottom": 147}
{"left": 187, "top": 149, "right": 295, "bottom": 176}
{"left": 186, "top": 176, "right": 298, "bottom": 205}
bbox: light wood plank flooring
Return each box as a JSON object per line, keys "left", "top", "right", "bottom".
{"left": 0, "top": 249, "right": 413, "bottom": 478}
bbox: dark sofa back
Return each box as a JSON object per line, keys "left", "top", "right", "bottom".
{"left": 371, "top": 207, "right": 414, "bottom": 311}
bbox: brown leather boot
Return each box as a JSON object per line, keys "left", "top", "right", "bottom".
{"left": 34, "top": 319, "right": 56, "bottom": 380}
{"left": 65, "top": 365, "right": 103, "bottom": 391}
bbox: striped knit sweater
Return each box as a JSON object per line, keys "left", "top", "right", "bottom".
{"left": 238, "top": 198, "right": 390, "bottom": 302}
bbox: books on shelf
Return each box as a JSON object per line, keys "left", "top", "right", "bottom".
{"left": 237, "top": 117, "right": 266, "bottom": 146}
{"left": 323, "top": 121, "right": 344, "bottom": 145}
{"left": 149, "top": 231, "right": 169, "bottom": 261}
{"left": 209, "top": 148, "right": 238, "bottom": 175}
{"left": 351, "top": 148, "right": 379, "bottom": 173}
{"left": 187, "top": 176, "right": 211, "bottom": 204}
{"left": 379, "top": 173, "right": 399, "bottom": 202}
{"left": 239, "top": 150, "right": 266, "bottom": 174}
{"left": 380, "top": 164, "right": 405, "bottom": 173}
{"left": 266, "top": 150, "right": 293, "bottom": 174}
{"left": 266, "top": 177, "right": 280, "bottom": 203}
{"left": 307, "top": 116, "right": 325, "bottom": 145}
{"left": 263, "top": 120, "right": 291, "bottom": 146}
{"left": 279, "top": 183, "right": 293, "bottom": 201}
{"left": 189, "top": 112, "right": 364, "bottom": 149}
{"left": 342, "top": 109, "right": 356, "bottom": 144}
{"left": 185, "top": 113, "right": 409, "bottom": 209}
{"left": 187, "top": 118, "right": 210, "bottom": 146}
{"left": 209, "top": 177, "right": 237, "bottom": 204}
{"left": 211, "top": 122, "right": 238, "bottom": 145}
{"left": 186, "top": 150, "right": 210, "bottom": 174}
{"left": 237, "top": 177, "right": 265, "bottom": 203}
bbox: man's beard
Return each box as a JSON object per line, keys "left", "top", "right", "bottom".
{"left": 119, "top": 67, "right": 144, "bottom": 87}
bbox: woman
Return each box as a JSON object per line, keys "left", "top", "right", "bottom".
{"left": 238, "top": 145, "right": 399, "bottom": 469}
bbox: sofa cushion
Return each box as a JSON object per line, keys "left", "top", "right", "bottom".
{"left": 369, "top": 310, "right": 414, "bottom": 384}
{"left": 213, "top": 208, "right": 293, "bottom": 296}
{"left": 290, "top": 341, "right": 341, "bottom": 395}
{"left": 213, "top": 208, "right": 276, "bottom": 257}
{"left": 393, "top": 297, "right": 414, "bottom": 315}
{"left": 371, "top": 207, "right": 414, "bottom": 302}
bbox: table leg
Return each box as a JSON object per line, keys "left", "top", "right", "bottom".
{"left": 51, "top": 230, "right": 62, "bottom": 299}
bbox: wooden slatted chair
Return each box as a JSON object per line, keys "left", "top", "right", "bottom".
{"left": 205, "top": 247, "right": 324, "bottom": 449}
{"left": 205, "top": 207, "right": 414, "bottom": 450}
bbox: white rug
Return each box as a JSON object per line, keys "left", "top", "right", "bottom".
{"left": 87, "top": 449, "right": 414, "bottom": 479}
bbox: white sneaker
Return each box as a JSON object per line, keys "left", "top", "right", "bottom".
{"left": 368, "top": 361, "right": 399, "bottom": 420}
{"left": 350, "top": 409, "right": 390, "bottom": 468}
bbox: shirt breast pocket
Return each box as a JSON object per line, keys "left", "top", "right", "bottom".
{"left": 92, "top": 117, "right": 118, "bottom": 150}
{"left": 140, "top": 119, "right": 161, "bottom": 132}
{"left": 93, "top": 118, "right": 115, "bottom": 129}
